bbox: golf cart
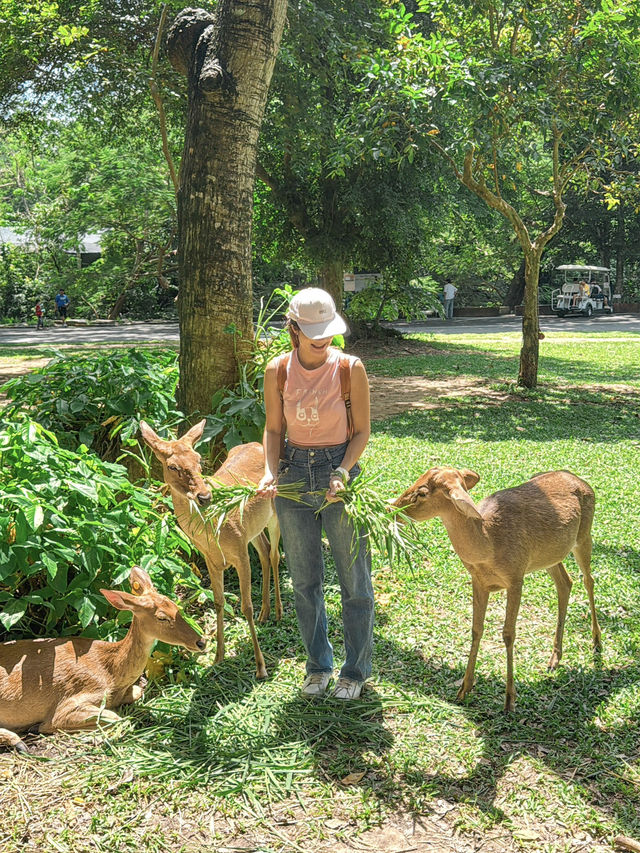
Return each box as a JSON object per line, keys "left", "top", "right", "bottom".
{"left": 552, "top": 265, "right": 614, "bottom": 318}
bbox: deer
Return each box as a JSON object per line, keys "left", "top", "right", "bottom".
{"left": 393, "top": 467, "right": 602, "bottom": 711}
{"left": 0, "top": 566, "right": 204, "bottom": 753}
{"left": 140, "top": 420, "right": 281, "bottom": 680}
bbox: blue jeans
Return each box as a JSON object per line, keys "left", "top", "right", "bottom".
{"left": 275, "top": 443, "right": 374, "bottom": 683}
{"left": 445, "top": 298, "right": 454, "bottom": 320}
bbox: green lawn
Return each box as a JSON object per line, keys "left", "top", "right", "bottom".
{"left": 1, "top": 330, "right": 639, "bottom": 852}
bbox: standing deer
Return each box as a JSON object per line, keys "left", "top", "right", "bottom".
{"left": 0, "top": 566, "right": 204, "bottom": 752}
{"left": 393, "top": 467, "right": 602, "bottom": 710}
{"left": 140, "top": 420, "right": 281, "bottom": 680}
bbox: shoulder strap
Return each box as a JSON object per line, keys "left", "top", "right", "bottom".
{"left": 339, "top": 354, "right": 354, "bottom": 440}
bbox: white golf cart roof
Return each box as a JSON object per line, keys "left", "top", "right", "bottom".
{"left": 556, "top": 265, "right": 610, "bottom": 273}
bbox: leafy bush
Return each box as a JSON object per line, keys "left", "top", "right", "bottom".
{"left": 345, "top": 275, "right": 443, "bottom": 322}
{"left": 203, "top": 287, "right": 292, "bottom": 452}
{"left": 0, "top": 417, "right": 204, "bottom": 640}
{"left": 2, "top": 348, "right": 182, "bottom": 462}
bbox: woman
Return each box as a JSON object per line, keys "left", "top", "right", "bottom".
{"left": 258, "top": 288, "right": 374, "bottom": 700}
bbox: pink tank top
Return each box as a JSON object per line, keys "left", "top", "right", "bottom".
{"left": 281, "top": 349, "right": 356, "bottom": 447}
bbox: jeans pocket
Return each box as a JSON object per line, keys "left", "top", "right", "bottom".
{"left": 277, "top": 461, "right": 290, "bottom": 479}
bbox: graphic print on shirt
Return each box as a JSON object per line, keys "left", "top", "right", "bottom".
{"left": 296, "top": 396, "right": 320, "bottom": 427}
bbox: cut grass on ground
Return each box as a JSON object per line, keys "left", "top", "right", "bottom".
{"left": 1, "top": 329, "right": 639, "bottom": 853}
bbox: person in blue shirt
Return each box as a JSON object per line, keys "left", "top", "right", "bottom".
{"left": 55, "top": 289, "right": 70, "bottom": 325}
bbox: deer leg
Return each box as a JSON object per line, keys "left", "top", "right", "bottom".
{"left": 546, "top": 562, "right": 572, "bottom": 670}
{"left": 236, "top": 553, "right": 268, "bottom": 680}
{"left": 205, "top": 562, "right": 226, "bottom": 665}
{"left": 268, "top": 515, "right": 282, "bottom": 621}
{"left": 457, "top": 579, "right": 489, "bottom": 702}
{"left": 503, "top": 581, "right": 523, "bottom": 712}
{"left": 40, "top": 697, "right": 122, "bottom": 733}
{"left": 253, "top": 532, "right": 272, "bottom": 624}
{"left": 0, "top": 727, "right": 29, "bottom": 753}
{"left": 572, "top": 533, "right": 602, "bottom": 650}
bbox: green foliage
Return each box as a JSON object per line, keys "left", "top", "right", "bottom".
{"left": 0, "top": 416, "right": 201, "bottom": 640}
{"left": 203, "top": 288, "right": 293, "bottom": 451}
{"left": 346, "top": 274, "right": 442, "bottom": 321}
{"left": 2, "top": 348, "right": 182, "bottom": 461}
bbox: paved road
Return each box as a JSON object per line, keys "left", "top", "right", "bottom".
{"left": 0, "top": 322, "right": 180, "bottom": 348}
{"left": 388, "top": 313, "right": 640, "bottom": 336}
{"left": 1, "top": 313, "right": 639, "bottom": 348}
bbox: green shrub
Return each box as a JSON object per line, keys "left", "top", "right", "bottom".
{"left": 0, "top": 416, "right": 205, "bottom": 640}
{"left": 2, "top": 348, "right": 182, "bottom": 462}
{"left": 203, "top": 287, "right": 292, "bottom": 452}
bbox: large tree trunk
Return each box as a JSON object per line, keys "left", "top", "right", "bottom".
{"left": 318, "top": 259, "right": 344, "bottom": 309}
{"left": 518, "top": 250, "right": 542, "bottom": 388}
{"left": 167, "top": 1, "right": 287, "bottom": 419}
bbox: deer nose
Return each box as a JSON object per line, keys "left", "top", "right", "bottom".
{"left": 196, "top": 638, "right": 206, "bottom": 651}
{"left": 197, "top": 491, "right": 212, "bottom": 506}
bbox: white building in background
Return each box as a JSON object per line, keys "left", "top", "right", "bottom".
{"left": 343, "top": 271, "right": 382, "bottom": 292}
{"left": 0, "top": 228, "right": 104, "bottom": 266}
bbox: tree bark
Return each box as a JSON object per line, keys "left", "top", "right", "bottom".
{"left": 318, "top": 259, "right": 344, "bottom": 309}
{"left": 167, "top": 1, "right": 287, "bottom": 420}
{"left": 518, "top": 250, "right": 542, "bottom": 388}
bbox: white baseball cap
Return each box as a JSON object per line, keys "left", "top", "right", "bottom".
{"left": 286, "top": 287, "right": 348, "bottom": 339}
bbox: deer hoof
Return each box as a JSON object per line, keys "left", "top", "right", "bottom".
{"left": 256, "top": 666, "right": 268, "bottom": 680}
{"left": 15, "top": 739, "right": 29, "bottom": 754}
{"left": 257, "top": 607, "right": 269, "bottom": 624}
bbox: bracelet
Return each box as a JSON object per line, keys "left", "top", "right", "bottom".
{"left": 331, "top": 466, "right": 350, "bottom": 483}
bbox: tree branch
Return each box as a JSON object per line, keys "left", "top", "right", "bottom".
{"left": 149, "top": 4, "right": 179, "bottom": 201}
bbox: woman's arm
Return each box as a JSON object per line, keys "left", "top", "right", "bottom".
{"left": 258, "top": 361, "right": 284, "bottom": 493}
{"left": 327, "top": 358, "right": 370, "bottom": 498}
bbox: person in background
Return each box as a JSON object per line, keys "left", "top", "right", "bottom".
{"left": 35, "top": 302, "right": 44, "bottom": 330}
{"left": 55, "top": 289, "right": 70, "bottom": 325}
{"left": 258, "top": 288, "right": 374, "bottom": 701}
{"left": 443, "top": 279, "right": 458, "bottom": 321}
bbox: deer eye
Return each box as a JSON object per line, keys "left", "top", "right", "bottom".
{"left": 168, "top": 464, "right": 180, "bottom": 472}
{"left": 417, "top": 486, "right": 430, "bottom": 498}
{"left": 156, "top": 611, "right": 171, "bottom": 622}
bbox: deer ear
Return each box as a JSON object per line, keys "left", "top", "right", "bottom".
{"left": 449, "top": 488, "right": 483, "bottom": 520}
{"left": 139, "top": 421, "right": 169, "bottom": 458}
{"left": 129, "top": 566, "right": 154, "bottom": 596}
{"left": 181, "top": 419, "right": 206, "bottom": 447}
{"left": 101, "top": 589, "right": 143, "bottom": 612}
{"left": 460, "top": 469, "right": 480, "bottom": 491}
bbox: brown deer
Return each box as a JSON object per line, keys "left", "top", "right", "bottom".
{"left": 0, "top": 566, "right": 204, "bottom": 752}
{"left": 140, "top": 420, "right": 281, "bottom": 680}
{"left": 393, "top": 467, "right": 602, "bottom": 710}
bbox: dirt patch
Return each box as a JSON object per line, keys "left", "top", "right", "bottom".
{"left": 368, "top": 375, "right": 514, "bottom": 420}
{"left": 0, "top": 359, "right": 50, "bottom": 406}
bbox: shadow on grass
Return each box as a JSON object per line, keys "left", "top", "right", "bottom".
{"left": 366, "top": 339, "right": 640, "bottom": 387}
{"left": 372, "top": 386, "right": 640, "bottom": 444}
{"left": 372, "top": 634, "right": 640, "bottom": 839}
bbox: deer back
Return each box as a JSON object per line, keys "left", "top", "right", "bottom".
{"left": 475, "top": 470, "right": 594, "bottom": 573}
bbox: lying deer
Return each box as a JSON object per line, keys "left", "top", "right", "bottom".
{"left": 140, "top": 420, "right": 281, "bottom": 680}
{"left": 394, "top": 467, "right": 602, "bottom": 710}
{"left": 0, "top": 566, "right": 204, "bottom": 752}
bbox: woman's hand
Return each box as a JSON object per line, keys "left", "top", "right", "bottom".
{"left": 257, "top": 473, "right": 277, "bottom": 498}
{"left": 325, "top": 473, "right": 346, "bottom": 502}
